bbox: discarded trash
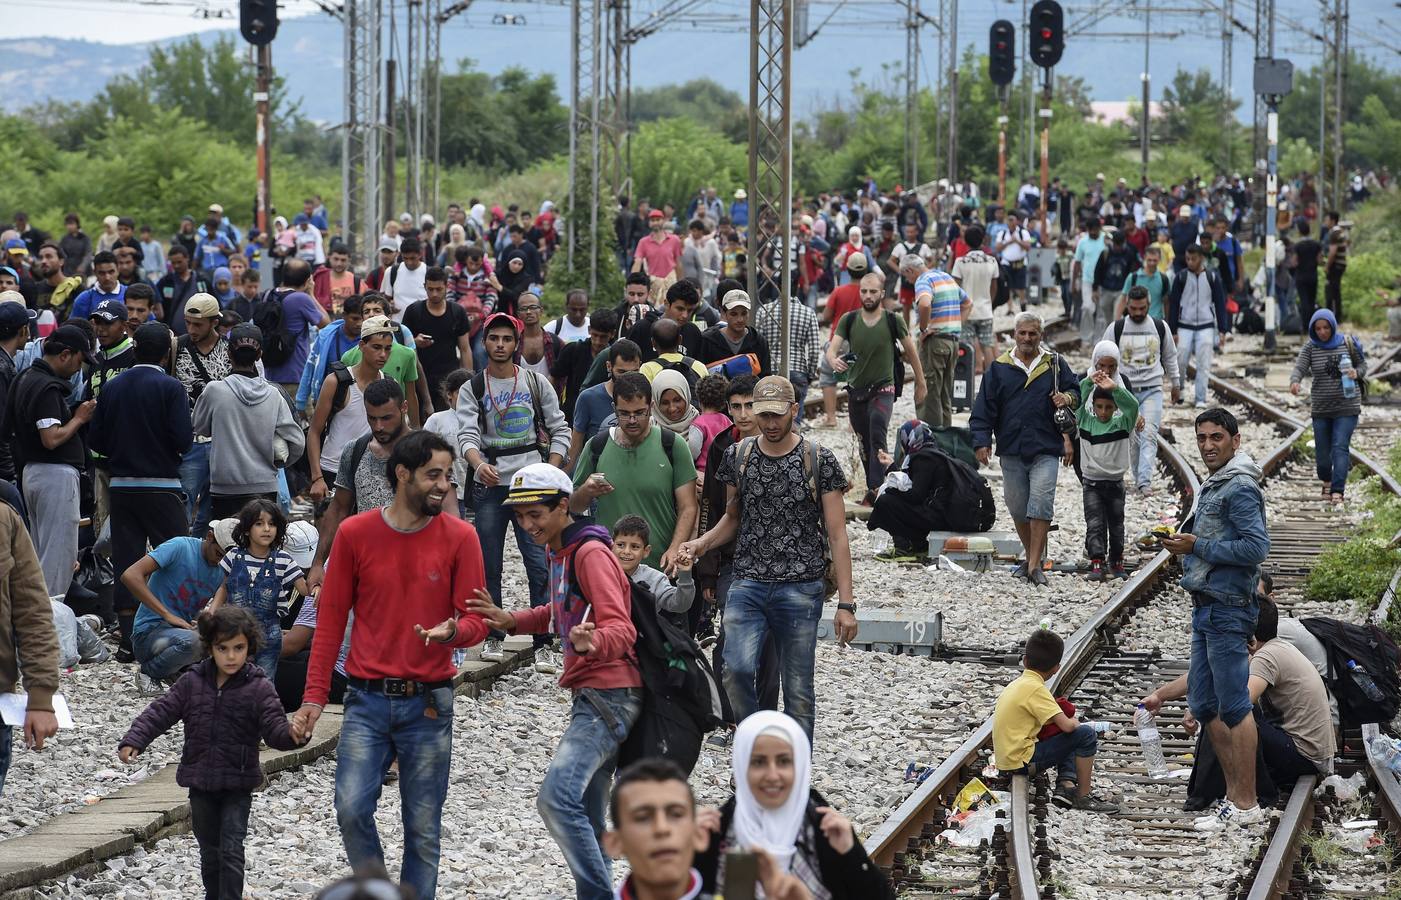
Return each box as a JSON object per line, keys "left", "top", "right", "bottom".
{"left": 953, "top": 777, "right": 996, "bottom": 813}
{"left": 1317, "top": 771, "right": 1367, "bottom": 801}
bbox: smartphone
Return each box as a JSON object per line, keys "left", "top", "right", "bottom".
{"left": 724, "top": 851, "right": 759, "bottom": 900}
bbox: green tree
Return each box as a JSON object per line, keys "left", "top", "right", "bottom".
{"left": 629, "top": 79, "right": 747, "bottom": 141}
{"left": 433, "top": 61, "right": 567, "bottom": 172}
{"left": 628, "top": 117, "right": 746, "bottom": 213}
{"left": 1278, "top": 54, "right": 1401, "bottom": 172}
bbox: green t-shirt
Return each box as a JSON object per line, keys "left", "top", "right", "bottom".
{"left": 1122, "top": 270, "right": 1169, "bottom": 320}
{"left": 342, "top": 343, "right": 419, "bottom": 392}
{"left": 573, "top": 425, "right": 698, "bottom": 568}
{"left": 836, "top": 310, "right": 907, "bottom": 390}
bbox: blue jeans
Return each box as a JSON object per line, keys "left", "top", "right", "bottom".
{"left": 179, "top": 442, "right": 213, "bottom": 537}
{"left": 473, "top": 483, "right": 549, "bottom": 616}
{"left": 1177, "top": 327, "right": 1216, "bottom": 405}
{"left": 1000, "top": 454, "right": 1060, "bottom": 523}
{"left": 0, "top": 725, "right": 10, "bottom": 796}
{"left": 721, "top": 577, "right": 825, "bottom": 741}
{"left": 538, "top": 688, "right": 642, "bottom": 900}
{"left": 1131, "top": 387, "right": 1164, "bottom": 491}
{"left": 133, "top": 626, "right": 202, "bottom": 681}
{"left": 1187, "top": 598, "right": 1258, "bottom": 728}
{"left": 1313, "top": 415, "right": 1358, "bottom": 495}
{"left": 335, "top": 686, "right": 455, "bottom": 900}
{"left": 1030, "top": 723, "right": 1098, "bottom": 786}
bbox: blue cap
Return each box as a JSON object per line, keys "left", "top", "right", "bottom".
{"left": 0, "top": 303, "right": 33, "bottom": 330}
{"left": 3, "top": 238, "right": 26, "bottom": 252}
{"left": 89, "top": 298, "right": 128, "bottom": 322}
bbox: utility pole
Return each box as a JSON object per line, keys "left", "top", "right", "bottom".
{"left": 748, "top": 0, "right": 794, "bottom": 377}
{"left": 1029, "top": 0, "right": 1063, "bottom": 241}
{"left": 384, "top": 59, "right": 396, "bottom": 227}
{"left": 342, "top": 0, "right": 381, "bottom": 269}
{"left": 1140, "top": 1, "right": 1150, "bottom": 183}
{"left": 989, "top": 20, "right": 1016, "bottom": 206}
{"left": 904, "top": 0, "right": 920, "bottom": 189}
{"left": 1255, "top": 56, "right": 1292, "bottom": 353}
{"left": 1220, "top": 0, "right": 1233, "bottom": 171}
{"left": 1331, "top": 0, "right": 1347, "bottom": 208}
{"left": 254, "top": 43, "right": 272, "bottom": 291}
{"left": 946, "top": 0, "right": 958, "bottom": 184}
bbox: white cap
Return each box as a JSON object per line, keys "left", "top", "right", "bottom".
{"left": 210, "top": 518, "right": 239, "bottom": 552}
{"left": 502, "top": 462, "right": 575, "bottom": 506}
{"left": 721, "top": 289, "right": 752, "bottom": 310}
{"left": 283, "top": 521, "right": 319, "bottom": 570}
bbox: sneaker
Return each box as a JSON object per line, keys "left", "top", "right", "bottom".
{"left": 1137, "top": 485, "right": 1154, "bottom": 498}
{"left": 1192, "top": 799, "right": 1231, "bottom": 827}
{"left": 1072, "top": 795, "right": 1120, "bottom": 814}
{"left": 1110, "top": 563, "right": 1129, "bottom": 579}
{"left": 533, "top": 649, "right": 559, "bottom": 674}
{"left": 115, "top": 646, "right": 136, "bottom": 664}
{"left": 480, "top": 640, "right": 505, "bottom": 662}
{"left": 1028, "top": 568, "right": 1049, "bottom": 587}
{"left": 1193, "top": 801, "right": 1265, "bottom": 832}
{"left": 1052, "top": 785, "right": 1076, "bottom": 809}
{"left": 1010, "top": 561, "right": 1029, "bottom": 580}
{"left": 1194, "top": 400, "right": 1207, "bottom": 409}
{"left": 77, "top": 614, "right": 103, "bottom": 634}
{"left": 1087, "top": 560, "right": 1106, "bottom": 582}
{"left": 875, "top": 547, "right": 925, "bottom": 563}
{"left": 134, "top": 672, "right": 164, "bottom": 696}
{"left": 706, "top": 730, "right": 732, "bottom": 749}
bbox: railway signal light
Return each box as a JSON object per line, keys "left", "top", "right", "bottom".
{"left": 240, "top": 0, "right": 278, "bottom": 45}
{"left": 1029, "top": 0, "right": 1063, "bottom": 68}
{"left": 989, "top": 20, "right": 1016, "bottom": 86}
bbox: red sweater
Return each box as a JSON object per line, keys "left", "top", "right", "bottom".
{"left": 511, "top": 523, "right": 641, "bottom": 691}
{"left": 303, "top": 510, "right": 489, "bottom": 707}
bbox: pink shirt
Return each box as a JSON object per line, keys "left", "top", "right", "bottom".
{"left": 692, "top": 412, "right": 732, "bottom": 472}
{"left": 633, "top": 233, "right": 683, "bottom": 277}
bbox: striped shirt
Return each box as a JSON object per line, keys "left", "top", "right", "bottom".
{"left": 915, "top": 268, "right": 966, "bottom": 335}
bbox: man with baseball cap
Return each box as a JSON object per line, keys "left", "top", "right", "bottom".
{"left": 697, "top": 289, "right": 771, "bottom": 376}
{"left": 86, "top": 297, "right": 138, "bottom": 540}
{"left": 174, "top": 293, "right": 231, "bottom": 536}
{"left": 678, "top": 374, "right": 858, "bottom": 743}
{"left": 91, "top": 323, "right": 192, "bottom": 656}
{"left": 632, "top": 208, "right": 685, "bottom": 302}
{"left": 306, "top": 315, "right": 396, "bottom": 503}
{"left": 466, "top": 460, "right": 644, "bottom": 899}
{"left": 6, "top": 324, "right": 98, "bottom": 597}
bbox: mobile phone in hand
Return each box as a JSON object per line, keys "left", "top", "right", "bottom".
{"left": 724, "top": 851, "right": 758, "bottom": 900}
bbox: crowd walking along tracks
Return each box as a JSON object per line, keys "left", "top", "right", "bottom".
{"left": 868, "top": 371, "right": 1401, "bottom": 899}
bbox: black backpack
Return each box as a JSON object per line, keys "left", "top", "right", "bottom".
{"left": 837, "top": 310, "right": 907, "bottom": 399}
{"left": 1299, "top": 616, "right": 1400, "bottom": 725}
{"left": 928, "top": 445, "right": 996, "bottom": 532}
{"left": 657, "top": 354, "right": 703, "bottom": 395}
{"left": 321, "top": 361, "right": 355, "bottom": 444}
{"left": 1112, "top": 316, "right": 1168, "bottom": 347}
{"left": 565, "top": 537, "right": 732, "bottom": 775}
{"left": 470, "top": 367, "right": 551, "bottom": 461}
{"left": 252, "top": 289, "right": 297, "bottom": 367}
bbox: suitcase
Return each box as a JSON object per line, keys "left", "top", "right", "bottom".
{"left": 952, "top": 340, "right": 976, "bottom": 411}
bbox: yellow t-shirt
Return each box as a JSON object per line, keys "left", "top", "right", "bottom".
{"left": 992, "top": 669, "right": 1062, "bottom": 770}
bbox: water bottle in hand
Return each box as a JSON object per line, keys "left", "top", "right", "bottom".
{"left": 1347, "top": 659, "right": 1387, "bottom": 703}
{"left": 1134, "top": 704, "right": 1169, "bottom": 779}
{"left": 1341, "top": 370, "right": 1358, "bottom": 399}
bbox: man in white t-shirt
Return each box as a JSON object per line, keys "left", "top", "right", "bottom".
{"left": 384, "top": 235, "right": 428, "bottom": 322}
{"left": 544, "top": 289, "right": 592, "bottom": 343}
{"left": 950, "top": 224, "right": 1000, "bottom": 374}
{"left": 995, "top": 211, "right": 1035, "bottom": 312}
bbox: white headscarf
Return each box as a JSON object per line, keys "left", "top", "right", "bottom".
{"left": 732, "top": 711, "right": 812, "bottom": 873}
{"left": 651, "top": 369, "right": 700, "bottom": 435}
{"left": 469, "top": 203, "right": 487, "bottom": 230}
{"left": 1087, "top": 339, "right": 1125, "bottom": 387}
{"left": 846, "top": 225, "right": 863, "bottom": 249}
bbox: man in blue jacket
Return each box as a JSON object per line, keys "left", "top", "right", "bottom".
{"left": 970, "top": 311, "right": 1079, "bottom": 587}
{"left": 1162, "top": 407, "right": 1270, "bottom": 833}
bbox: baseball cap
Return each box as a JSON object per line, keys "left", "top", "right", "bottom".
{"left": 133, "top": 322, "right": 172, "bottom": 356}
{"left": 44, "top": 324, "right": 99, "bottom": 365}
{"left": 359, "top": 314, "right": 396, "bottom": 340}
{"left": 502, "top": 462, "right": 575, "bottom": 507}
{"left": 89, "top": 298, "right": 128, "bottom": 322}
{"left": 229, "top": 322, "right": 263, "bottom": 352}
{"left": 752, "top": 375, "right": 796, "bottom": 415}
{"left": 648, "top": 209, "right": 664, "bottom": 219}
{"left": 0, "top": 303, "right": 32, "bottom": 330}
{"left": 4, "top": 238, "right": 27, "bottom": 256}
{"left": 210, "top": 518, "right": 239, "bottom": 552}
{"left": 482, "top": 312, "right": 522, "bottom": 336}
{"left": 0, "top": 289, "right": 25, "bottom": 307}
{"left": 207, "top": 203, "right": 224, "bottom": 215}
{"left": 846, "top": 252, "right": 869, "bottom": 272}
{"left": 721, "top": 289, "right": 752, "bottom": 310}
{"left": 283, "top": 521, "right": 319, "bottom": 570}
{"left": 1178, "top": 205, "right": 1192, "bottom": 218}
{"left": 734, "top": 188, "right": 747, "bottom": 200}
{"left": 378, "top": 238, "right": 398, "bottom": 252}
{"left": 184, "top": 293, "right": 222, "bottom": 319}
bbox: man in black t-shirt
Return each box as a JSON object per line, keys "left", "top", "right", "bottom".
{"left": 1323, "top": 211, "right": 1348, "bottom": 322}
{"left": 550, "top": 308, "right": 617, "bottom": 425}
{"left": 402, "top": 266, "right": 471, "bottom": 412}
{"left": 1290, "top": 220, "right": 1322, "bottom": 331}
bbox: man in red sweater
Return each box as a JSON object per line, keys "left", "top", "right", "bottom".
{"left": 468, "top": 462, "right": 641, "bottom": 900}
{"left": 292, "top": 430, "right": 487, "bottom": 900}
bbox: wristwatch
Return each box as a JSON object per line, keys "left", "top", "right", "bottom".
{"left": 837, "top": 602, "right": 858, "bottom": 614}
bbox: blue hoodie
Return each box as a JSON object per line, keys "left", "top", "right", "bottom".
{"left": 1180, "top": 450, "right": 1269, "bottom": 605}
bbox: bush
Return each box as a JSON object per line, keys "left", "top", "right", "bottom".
{"left": 1340, "top": 252, "right": 1399, "bottom": 330}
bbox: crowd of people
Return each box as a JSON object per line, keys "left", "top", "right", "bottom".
{"left": 0, "top": 164, "right": 1390, "bottom": 899}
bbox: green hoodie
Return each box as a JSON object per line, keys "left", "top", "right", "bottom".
{"left": 1076, "top": 377, "right": 1139, "bottom": 481}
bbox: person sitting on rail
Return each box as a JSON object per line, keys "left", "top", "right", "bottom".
{"left": 992, "top": 628, "right": 1120, "bottom": 813}
{"left": 1076, "top": 358, "right": 1140, "bottom": 582}
{"left": 692, "top": 710, "right": 894, "bottom": 900}
{"left": 1140, "top": 596, "right": 1335, "bottom": 823}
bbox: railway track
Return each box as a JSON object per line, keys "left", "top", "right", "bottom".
{"left": 867, "top": 362, "right": 1401, "bottom": 899}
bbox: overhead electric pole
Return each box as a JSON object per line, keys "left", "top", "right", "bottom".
{"left": 946, "top": 0, "right": 958, "bottom": 184}
{"left": 341, "top": 0, "right": 381, "bottom": 269}
{"left": 747, "top": 0, "right": 794, "bottom": 377}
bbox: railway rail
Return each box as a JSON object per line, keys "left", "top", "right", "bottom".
{"left": 866, "top": 361, "right": 1401, "bottom": 898}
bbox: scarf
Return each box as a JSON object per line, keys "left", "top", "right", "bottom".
{"left": 896, "top": 419, "right": 934, "bottom": 468}
{"left": 1087, "top": 339, "right": 1125, "bottom": 387}
{"left": 470, "top": 204, "right": 487, "bottom": 231}
{"left": 846, "top": 226, "right": 863, "bottom": 249}
{"left": 651, "top": 369, "right": 700, "bottom": 435}
{"left": 212, "top": 267, "right": 236, "bottom": 304}
{"left": 732, "top": 711, "right": 812, "bottom": 874}
{"left": 1308, "top": 308, "right": 1344, "bottom": 350}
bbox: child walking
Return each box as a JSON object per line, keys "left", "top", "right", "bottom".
{"left": 119, "top": 607, "right": 302, "bottom": 900}
{"left": 208, "top": 500, "right": 307, "bottom": 679}
{"left": 1076, "top": 366, "right": 1140, "bottom": 581}
{"left": 611, "top": 515, "right": 696, "bottom": 618}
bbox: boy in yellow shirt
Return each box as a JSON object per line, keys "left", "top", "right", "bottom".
{"left": 992, "top": 628, "right": 1119, "bottom": 812}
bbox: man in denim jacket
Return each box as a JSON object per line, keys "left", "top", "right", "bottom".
{"left": 1162, "top": 407, "right": 1270, "bottom": 832}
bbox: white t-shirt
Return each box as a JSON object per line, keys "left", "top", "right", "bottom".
{"left": 544, "top": 317, "right": 591, "bottom": 343}
{"left": 952, "top": 250, "right": 1000, "bottom": 321}
{"left": 998, "top": 227, "right": 1031, "bottom": 264}
{"left": 385, "top": 263, "right": 428, "bottom": 322}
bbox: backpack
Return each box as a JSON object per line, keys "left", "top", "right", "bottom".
{"left": 928, "top": 446, "right": 996, "bottom": 532}
{"left": 321, "top": 361, "right": 355, "bottom": 444}
{"left": 837, "top": 310, "right": 907, "bottom": 398}
{"left": 1344, "top": 335, "right": 1369, "bottom": 400}
{"left": 1112, "top": 316, "right": 1168, "bottom": 348}
{"left": 736, "top": 436, "right": 838, "bottom": 598}
{"left": 1299, "top": 616, "right": 1400, "bottom": 725}
{"left": 657, "top": 354, "right": 703, "bottom": 395}
{"left": 587, "top": 426, "right": 676, "bottom": 471}
{"left": 706, "top": 353, "right": 762, "bottom": 379}
{"left": 252, "top": 289, "right": 297, "bottom": 367}
{"left": 564, "top": 537, "right": 732, "bottom": 775}
{"left": 470, "top": 367, "right": 551, "bottom": 462}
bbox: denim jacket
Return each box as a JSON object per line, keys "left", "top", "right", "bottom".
{"left": 1180, "top": 451, "right": 1269, "bottom": 604}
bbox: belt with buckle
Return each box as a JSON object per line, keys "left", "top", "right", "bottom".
{"left": 347, "top": 676, "right": 453, "bottom": 698}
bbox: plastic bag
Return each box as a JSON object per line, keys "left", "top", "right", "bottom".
{"left": 953, "top": 777, "right": 996, "bottom": 812}
{"left": 937, "top": 794, "right": 1011, "bottom": 847}
{"left": 1317, "top": 771, "right": 1367, "bottom": 801}
{"left": 50, "top": 600, "right": 80, "bottom": 669}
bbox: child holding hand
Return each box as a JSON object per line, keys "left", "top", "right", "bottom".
{"left": 119, "top": 607, "right": 303, "bottom": 900}
{"left": 611, "top": 515, "right": 696, "bottom": 619}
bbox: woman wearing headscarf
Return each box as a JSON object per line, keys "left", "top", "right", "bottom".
{"left": 211, "top": 266, "right": 237, "bottom": 308}
{"left": 867, "top": 420, "right": 957, "bottom": 563}
{"left": 651, "top": 369, "right": 705, "bottom": 462}
{"left": 694, "top": 711, "right": 893, "bottom": 900}
{"left": 1290, "top": 308, "right": 1366, "bottom": 506}
{"left": 437, "top": 223, "right": 468, "bottom": 267}
{"left": 832, "top": 227, "right": 874, "bottom": 286}
{"left": 468, "top": 203, "right": 488, "bottom": 241}
{"left": 1071, "top": 340, "right": 1142, "bottom": 483}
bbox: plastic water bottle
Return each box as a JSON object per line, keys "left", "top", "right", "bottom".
{"left": 1347, "top": 660, "right": 1387, "bottom": 703}
{"left": 1341, "top": 370, "right": 1358, "bottom": 399}
{"left": 1038, "top": 617, "right": 1053, "bottom": 631}
{"left": 1134, "top": 704, "right": 1169, "bottom": 778}
{"left": 1367, "top": 735, "right": 1401, "bottom": 775}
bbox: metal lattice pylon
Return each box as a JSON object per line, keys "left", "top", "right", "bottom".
{"left": 747, "top": 0, "right": 793, "bottom": 376}
{"left": 567, "top": 0, "right": 607, "bottom": 294}
{"left": 342, "top": 0, "right": 383, "bottom": 269}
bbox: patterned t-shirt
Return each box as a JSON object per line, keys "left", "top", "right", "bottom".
{"left": 333, "top": 439, "right": 395, "bottom": 514}
{"left": 716, "top": 438, "right": 848, "bottom": 583}
{"left": 175, "top": 337, "right": 233, "bottom": 409}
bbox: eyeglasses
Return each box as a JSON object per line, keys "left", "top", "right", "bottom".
{"left": 518, "top": 305, "right": 542, "bottom": 313}
{"left": 614, "top": 409, "right": 650, "bottom": 421}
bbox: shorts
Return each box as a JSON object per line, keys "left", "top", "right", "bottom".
{"left": 1187, "top": 598, "right": 1258, "bottom": 728}
{"left": 818, "top": 340, "right": 839, "bottom": 388}
{"left": 1000, "top": 453, "right": 1060, "bottom": 523}
{"left": 899, "top": 285, "right": 915, "bottom": 307}
{"left": 968, "top": 318, "right": 994, "bottom": 348}
{"left": 1004, "top": 264, "right": 1028, "bottom": 290}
